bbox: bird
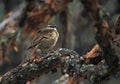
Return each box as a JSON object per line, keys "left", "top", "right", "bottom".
{"left": 27, "top": 25, "right": 59, "bottom": 58}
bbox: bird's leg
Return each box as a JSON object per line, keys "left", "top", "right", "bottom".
{"left": 45, "top": 49, "right": 55, "bottom": 57}
{"left": 31, "top": 50, "right": 37, "bottom": 59}
{"left": 40, "top": 49, "right": 49, "bottom": 57}
{"left": 30, "top": 46, "right": 38, "bottom": 59}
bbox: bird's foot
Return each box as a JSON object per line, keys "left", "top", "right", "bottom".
{"left": 30, "top": 52, "right": 40, "bottom": 62}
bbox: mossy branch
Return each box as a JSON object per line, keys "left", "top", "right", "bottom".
{"left": 0, "top": 47, "right": 119, "bottom": 84}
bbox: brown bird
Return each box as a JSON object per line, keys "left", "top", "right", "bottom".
{"left": 28, "top": 25, "right": 59, "bottom": 58}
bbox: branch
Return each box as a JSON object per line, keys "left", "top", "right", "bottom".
{"left": 0, "top": 2, "right": 26, "bottom": 35}
{"left": 0, "top": 0, "right": 73, "bottom": 36}
{"left": 22, "top": 0, "right": 73, "bottom": 36}
{"left": 0, "top": 45, "right": 119, "bottom": 84}
{"left": 0, "top": 47, "right": 107, "bottom": 84}
{"left": 81, "top": 0, "right": 119, "bottom": 67}
{"left": 0, "top": 48, "right": 83, "bottom": 84}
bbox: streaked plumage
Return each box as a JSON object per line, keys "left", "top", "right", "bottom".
{"left": 28, "top": 25, "right": 59, "bottom": 54}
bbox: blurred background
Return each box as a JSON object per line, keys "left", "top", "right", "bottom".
{"left": 0, "top": 0, "right": 120, "bottom": 84}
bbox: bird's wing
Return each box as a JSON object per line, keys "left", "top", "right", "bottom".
{"left": 27, "top": 36, "right": 48, "bottom": 49}
{"left": 33, "top": 32, "right": 50, "bottom": 43}
{"left": 28, "top": 28, "right": 53, "bottom": 49}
